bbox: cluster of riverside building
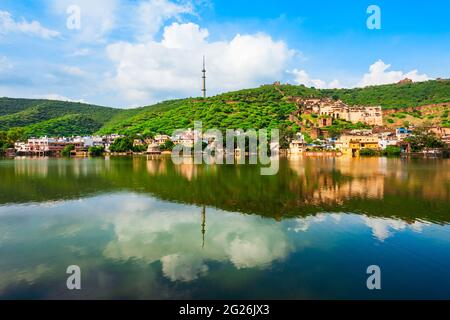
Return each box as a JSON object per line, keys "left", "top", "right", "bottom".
{"left": 287, "top": 97, "right": 450, "bottom": 156}
{"left": 289, "top": 128, "right": 449, "bottom": 157}
{"left": 11, "top": 126, "right": 450, "bottom": 158}
{"left": 13, "top": 130, "right": 221, "bottom": 156}
{"left": 290, "top": 127, "right": 450, "bottom": 157}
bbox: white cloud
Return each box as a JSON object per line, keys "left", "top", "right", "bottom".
{"left": 227, "top": 236, "right": 287, "bottom": 269}
{"left": 288, "top": 69, "right": 341, "bottom": 89}
{"left": 362, "top": 216, "right": 430, "bottom": 242}
{"left": 161, "top": 254, "right": 208, "bottom": 282}
{"left": 0, "top": 11, "right": 60, "bottom": 39}
{"left": 161, "top": 21, "right": 208, "bottom": 49}
{"left": 47, "top": 0, "right": 119, "bottom": 42}
{"left": 287, "top": 60, "right": 430, "bottom": 90}
{"left": 101, "top": 198, "right": 290, "bottom": 282}
{"left": 359, "top": 60, "right": 430, "bottom": 87}
{"left": 61, "top": 66, "right": 86, "bottom": 77}
{"left": 135, "top": 0, "right": 194, "bottom": 41}
{"left": 107, "top": 22, "right": 295, "bottom": 103}
{"left": 36, "top": 93, "right": 85, "bottom": 103}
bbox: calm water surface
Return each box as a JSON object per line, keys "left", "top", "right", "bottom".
{"left": 0, "top": 156, "right": 449, "bottom": 299}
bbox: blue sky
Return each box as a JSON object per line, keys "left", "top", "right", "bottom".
{"left": 0, "top": 0, "right": 449, "bottom": 108}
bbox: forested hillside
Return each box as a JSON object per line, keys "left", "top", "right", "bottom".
{"left": 97, "top": 86, "right": 299, "bottom": 135}
{"left": 98, "top": 79, "right": 450, "bottom": 135}
{"left": 1, "top": 79, "right": 449, "bottom": 138}
{"left": 0, "top": 98, "right": 121, "bottom": 137}
{"left": 322, "top": 79, "right": 450, "bottom": 109}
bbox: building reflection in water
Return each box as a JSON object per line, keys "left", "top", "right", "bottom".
{"left": 288, "top": 157, "right": 386, "bottom": 205}
{"left": 14, "top": 157, "right": 50, "bottom": 177}
{"left": 146, "top": 157, "right": 167, "bottom": 175}
{"left": 5, "top": 156, "right": 449, "bottom": 215}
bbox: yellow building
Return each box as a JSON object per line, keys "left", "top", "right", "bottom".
{"left": 336, "top": 135, "right": 379, "bottom": 157}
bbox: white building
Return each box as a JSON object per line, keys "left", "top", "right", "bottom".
{"left": 14, "top": 141, "right": 30, "bottom": 153}
{"left": 379, "top": 139, "right": 399, "bottom": 150}
{"left": 154, "top": 135, "right": 171, "bottom": 145}
{"left": 289, "top": 133, "right": 307, "bottom": 155}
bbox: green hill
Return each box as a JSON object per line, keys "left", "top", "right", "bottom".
{"left": 98, "top": 99, "right": 188, "bottom": 135}
{"left": 22, "top": 114, "right": 105, "bottom": 137}
{"left": 322, "top": 79, "right": 450, "bottom": 108}
{"left": 97, "top": 86, "right": 300, "bottom": 135}
{"left": 97, "top": 79, "right": 450, "bottom": 135}
{"left": 1, "top": 79, "right": 449, "bottom": 138}
{"left": 0, "top": 98, "right": 43, "bottom": 116}
{"left": 0, "top": 98, "right": 121, "bottom": 137}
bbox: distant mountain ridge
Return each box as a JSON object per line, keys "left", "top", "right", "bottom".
{"left": 1, "top": 79, "right": 449, "bottom": 137}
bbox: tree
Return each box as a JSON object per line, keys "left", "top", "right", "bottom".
{"left": 61, "top": 145, "right": 75, "bottom": 157}
{"left": 88, "top": 146, "right": 104, "bottom": 156}
{"left": 141, "top": 131, "right": 155, "bottom": 139}
{"left": 279, "top": 124, "right": 294, "bottom": 149}
{"left": 0, "top": 131, "right": 8, "bottom": 154}
{"left": 109, "top": 137, "right": 134, "bottom": 152}
{"left": 406, "top": 128, "right": 445, "bottom": 152}
{"left": 132, "top": 144, "right": 148, "bottom": 153}
{"left": 7, "top": 128, "right": 26, "bottom": 144}
{"left": 382, "top": 146, "right": 401, "bottom": 156}
{"left": 160, "top": 140, "right": 175, "bottom": 151}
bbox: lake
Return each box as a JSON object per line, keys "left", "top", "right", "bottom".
{"left": 0, "top": 156, "right": 449, "bottom": 299}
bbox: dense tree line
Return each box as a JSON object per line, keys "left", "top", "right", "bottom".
{"left": 322, "top": 79, "right": 450, "bottom": 109}
{"left": 406, "top": 127, "right": 446, "bottom": 152}
{"left": 0, "top": 128, "right": 26, "bottom": 154}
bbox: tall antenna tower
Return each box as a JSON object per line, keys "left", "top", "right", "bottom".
{"left": 202, "top": 55, "right": 206, "bottom": 98}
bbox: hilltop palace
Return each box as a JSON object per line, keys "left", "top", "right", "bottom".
{"left": 294, "top": 97, "right": 383, "bottom": 126}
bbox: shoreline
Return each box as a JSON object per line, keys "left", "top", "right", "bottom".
{"left": 2, "top": 153, "right": 449, "bottom": 160}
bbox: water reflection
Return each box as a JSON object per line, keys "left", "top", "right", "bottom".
{"left": 0, "top": 157, "right": 450, "bottom": 299}
{"left": 361, "top": 216, "right": 431, "bottom": 242}
{"left": 102, "top": 197, "right": 289, "bottom": 277}
{"left": 1, "top": 193, "right": 449, "bottom": 299}
{"left": 1, "top": 157, "right": 449, "bottom": 221}
{"left": 0, "top": 195, "right": 290, "bottom": 293}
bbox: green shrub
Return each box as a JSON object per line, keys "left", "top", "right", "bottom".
{"left": 109, "top": 137, "right": 134, "bottom": 152}
{"left": 132, "top": 145, "right": 148, "bottom": 153}
{"left": 61, "top": 145, "right": 75, "bottom": 157}
{"left": 88, "top": 146, "right": 104, "bottom": 156}
{"left": 382, "top": 146, "right": 401, "bottom": 156}
{"left": 359, "top": 148, "right": 378, "bottom": 156}
{"left": 160, "top": 140, "right": 175, "bottom": 151}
